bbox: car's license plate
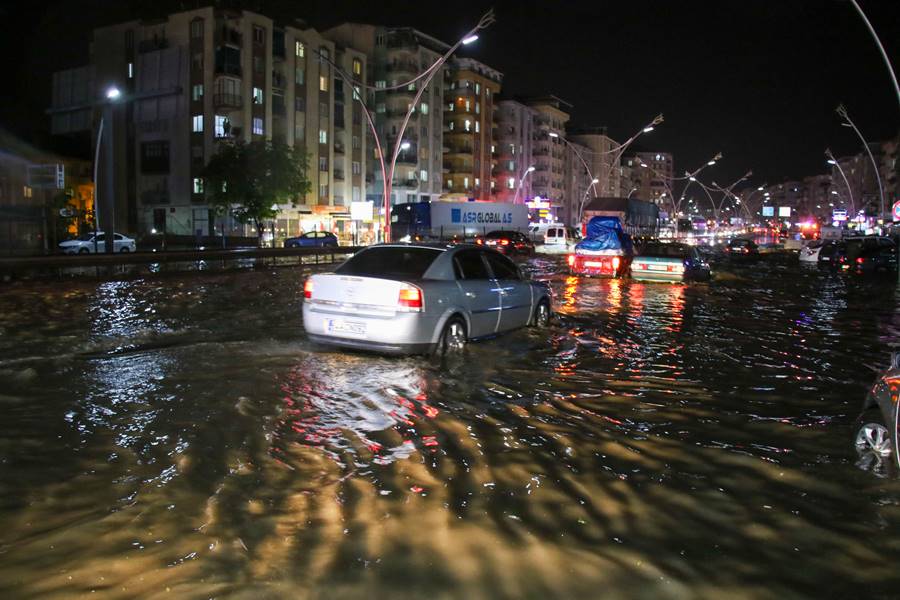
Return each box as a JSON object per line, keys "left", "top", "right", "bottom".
{"left": 326, "top": 319, "right": 367, "bottom": 337}
{"left": 647, "top": 263, "right": 666, "bottom": 271}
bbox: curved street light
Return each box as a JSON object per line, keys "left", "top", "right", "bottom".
{"left": 825, "top": 148, "right": 856, "bottom": 216}
{"left": 836, "top": 104, "right": 884, "bottom": 222}
{"left": 512, "top": 165, "right": 535, "bottom": 205}
{"left": 316, "top": 10, "right": 495, "bottom": 242}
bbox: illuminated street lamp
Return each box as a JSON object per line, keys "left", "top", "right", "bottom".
{"left": 92, "top": 85, "right": 122, "bottom": 253}
{"left": 512, "top": 165, "right": 535, "bottom": 205}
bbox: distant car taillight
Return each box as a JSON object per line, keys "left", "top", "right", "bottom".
{"left": 500, "top": 239, "right": 510, "bottom": 245}
{"left": 856, "top": 257, "right": 865, "bottom": 265}
{"left": 398, "top": 284, "right": 423, "bottom": 310}
{"left": 304, "top": 279, "right": 313, "bottom": 299}
{"left": 476, "top": 239, "right": 484, "bottom": 245}
{"left": 612, "top": 256, "right": 621, "bottom": 271}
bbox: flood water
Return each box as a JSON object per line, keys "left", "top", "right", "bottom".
{"left": 1, "top": 256, "right": 900, "bottom": 599}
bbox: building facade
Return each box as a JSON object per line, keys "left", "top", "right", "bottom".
{"left": 527, "top": 96, "right": 571, "bottom": 215}
{"left": 568, "top": 129, "right": 622, "bottom": 198}
{"left": 623, "top": 151, "right": 674, "bottom": 207}
{"left": 493, "top": 99, "right": 536, "bottom": 204}
{"left": 443, "top": 57, "right": 502, "bottom": 200}
{"left": 51, "top": 7, "right": 368, "bottom": 241}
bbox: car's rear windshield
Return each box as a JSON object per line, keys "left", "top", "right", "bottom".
{"left": 641, "top": 243, "right": 688, "bottom": 258}
{"left": 485, "top": 230, "right": 515, "bottom": 238}
{"left": 335, "top": 247, "right": 442, "bottom": 280}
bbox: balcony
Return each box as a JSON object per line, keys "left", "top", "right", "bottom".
{"left": 396, "top": 147, "right": 418, "bottom": 165}
{"left": 334, "top": 170, "right": 345, "bottom": 181}
{"left": 216, "top": 27, "right": 243, "bottom": 48}
{"left": 446, "top": 145, "right": 474, "bottom": 156}
{"left": 334, "top": 143, "right": 345, "bottom": 154}
{"left": 138, "top": 37, "right": 168, "bottom": 54}
{"left": 387, "top": 60, "right": 419, "bottom": 75}
{"left": 213, "top": 93, "right": 243, "bottom": 109}
{"left": 215, "top": 62, "right": 242, "bottom": 77}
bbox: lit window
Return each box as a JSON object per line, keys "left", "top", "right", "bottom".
{"left": 475, "top": 121, "right": 480, "bottom": 133}
{"left": 319, "top": 156, "right": 327, "bottom": 171}
{"left": 475, "top": 101, "right": 480, "bottom": 114}
{"left": 421, "top": 102, "right": 429, "bottom": 115}
{"left": 420, "top": 169, "right": 428, "bottom": 182}
{"left": 319, "top": 182, "right": 328, "bottom": 197}
{"left": 352, "top": 161, "right": 361, "bottom": 175}
{"left": 192, "top": 115, "right": 203, "bottom": 132}
{"left": 408, "top": 83, "right": 416, "bottom": 92}
{"left": 192, "top": 84, "right": 203, "bottom": 101}
{"left": 491, "top": 180, "right": 496, "bottom": 189}
{"left": 375, "top": 80, "right": 386, "bottom": 89}
{"left": 295, "top": 41, "right": 305, "bottom": 57}
{"left": 23, "top": 186, "right": 32, "bottom": 198}
{"left": 319, "top": 129, "right": 327, "bottom": 144}
{"left": 253, "top": 87, "right": 263, "bottom": 104}
{"left": 352, "top": 59, "right": 362, "bottom": 76}
{"left": 295, "top": 66, "right": 304, "bottom": 85}
{"left": 465, "top": 99, "right": 470, "bottom": 112}
{"left": 449, "top": 121, "right": 454, "bottom": 131}
{"left": 447, "top": 102, "right": 454, "bottom": 112}
{"left": 193, "top": 177, "right": 204, "bottom": 194}
{"left": 127, "top": 63, "right": 133, "bottom": 79}
{"left": 447, "top": 179, "right": 453, "bottom": 188}
{"left": 352, "top": 187, "right": 360, "bottom": 202}
{"left": 319, "top": 75, "right": 328, "bottom": 92}
{"left": 475, "top": 82, "right": 481, "bottom": 94}
{"left": 253, "top": 26, "right": 264, "bottom": 45}
{"left": 475, "top": 177, "right": 480, "bottom": 187}
{"left": 464, "top": 119, "right": 471, "bottom": 132}
{"left": 253, "top": 117, "right": 263, "bottom": 135}
{"left": 464, "top": 177, "right": 469, "bottom": 188}
{"left": 214, "top": 115, "right": 227, "bottom": 137}
{"left": 352, "top": 135, "right": 360, "bottom": 149}
{"left": 376, "top": 103, "right": 386, "bottom": 113}
{"left": 507, "top": 177, "right": 515, "bottom": 189}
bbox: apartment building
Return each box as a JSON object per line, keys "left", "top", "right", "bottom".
{"left": 527, "top": 96, "right": 571, "bottom": 213}
{"left": 494, "top": 99, "right": 536, "bottom": 204}
{"left": 443, "top": 57, "right": 502, "bottom": 200}
{"left": 623, "top": 151, "right": 673, "bottom": 205}
{"left": 50, "top": 7, "right": 367, "bottom": 240}
{"left": 324, "top": 24, "right": 446, "bottom": 207}
{"left": 568, "top": 128, "right": 622, "bottom": 198}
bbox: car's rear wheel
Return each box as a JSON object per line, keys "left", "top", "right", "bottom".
{"left": 436, "top": 317, "right": 466, "bottom": 356}
{"left": 78, "top": 248, "right": 89, "bottom": 254}
{"left": 119, "top": 247, "right": 130, "bottom": 253}
{"left": 854, "top": 408, "right": 896, "bottom": 478}
{"left": 531, "top": 300, "right": 551, "bottom": 327}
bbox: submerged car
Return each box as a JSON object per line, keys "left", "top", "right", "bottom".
{"left": 723, "top": 238, "right": 760, "bottom": 261}
{"left": 59, "top": 232, "right": 136, "bottom": 254}
{"left": 799, "top": 239, "right": 827, "bottom": 263}
{"left": 569, "top": 216, "right": 634, "bottom": 278}
{"left": 835, "top": 236, "right": 897, "bottom": 273}
{"left": 302, "top": 244, "right": 552, "bottom": 355}
{"left": 854, "top": 351, "right": 900, "bottom": 477}
{"left": 284, "top": 231, "right": 339, "bottom": 248}
{"left": 631, "top": 242, "right": 711, "bottom": 282}
{"left": 476, "top": 230, "right": 535, "bottom": 256}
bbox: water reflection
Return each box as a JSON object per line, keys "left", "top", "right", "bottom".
{"left": 0, "top": 259, "right": 899, "bottom": 598}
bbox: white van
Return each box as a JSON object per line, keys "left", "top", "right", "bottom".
{"left": 527, "top": 222, "right": 565, "bottom": 242}
{"left": 539, "top": 226, "right": 581, "bottom": 254}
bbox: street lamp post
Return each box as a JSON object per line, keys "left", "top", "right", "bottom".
{"left": 512, "top": 165, "right": 535, "bottom": 204}
{"left": 826, "top": 148, "right": 856, "bottom": 216}
{"left": 836, "top": 104, "right": 885, "bottom": 222}
{"left": 93, "top": 86, "right": 121, "bottom": 254}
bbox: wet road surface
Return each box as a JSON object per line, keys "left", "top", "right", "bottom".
{"left": 1, "top": 256, "right": 900, "bottom": 599}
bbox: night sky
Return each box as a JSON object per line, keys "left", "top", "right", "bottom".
{"left": 2, "top": 0, "right": 898, "bottom": 190}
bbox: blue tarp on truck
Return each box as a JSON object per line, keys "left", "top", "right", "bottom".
{"left": 575, "top": 216, "right": 634, "bottom": 254}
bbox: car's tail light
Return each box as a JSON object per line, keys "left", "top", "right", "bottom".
{"left": 476, "top": 239, "right": 483, "bottom": 245}
{"left": 398, "top": 284, "right": 423, "bottom": 311}
{"left": 857, "top": 257, "right": 864, "bottom": 264}
{"left": 500, "top": 239, "right": 509, "bottom": 246}
{"left": 612, "top": 256, "right": 621, "bottom": 271}
{"left": 303, "top": 279, "right": 314, "bottom": 299}
{"left": 567, "top": 254, "right": 576, "bottom": 267}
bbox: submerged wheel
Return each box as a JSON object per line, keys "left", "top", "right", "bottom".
{"left": 854, "top": 409, "right": 895, "bottom": 478}
{"left": 436, "top": 317, "right": 467, "bottom": 356}
{"left": 531, "top": 300, "right": 551, "bottom": 328}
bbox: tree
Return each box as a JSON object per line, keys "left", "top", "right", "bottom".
{"left": 202, "top": 140, "right": 311, "bottom": 244}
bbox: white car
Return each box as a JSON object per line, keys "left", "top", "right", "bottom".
{"left": 799, "top": 239, "right": 826, "bottom": 263}
{"left": 59, "top": 232, "right": 137, "bottom": 254}
{"left": 539, "top": 225, "right": 581, "bottom": 255}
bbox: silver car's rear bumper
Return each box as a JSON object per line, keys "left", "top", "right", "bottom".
{"left": 302, "top": 303, "right": 441, "bottom": 355}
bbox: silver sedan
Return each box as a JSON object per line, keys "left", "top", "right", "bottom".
{"left": 302, "top": 243, "right": 552, "bottom": 355}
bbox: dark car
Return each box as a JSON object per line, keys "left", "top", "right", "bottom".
{"left": 815, "top": 240, "right": 842, "bottom": 265}
{"left": 631, "top": 242, "right": 711, "bottom": 282}
{"left": 854, "top": 351, "right": 900, "bottom": 477}
{"left": 724, "top": 238, "right": 760, "bottom": 261}
{"left": 835, "top": 236, "right": 897, "bottom": 273}
{"left": 477, "top": 230, "right": 535, "bottom": 256}
{"left": 284, "top": 231, "right": 339, "bottom": 248}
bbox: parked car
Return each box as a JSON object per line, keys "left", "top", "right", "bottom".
{"left": 834, "top": 236, "right": 897, "bottom": 273}
{"left": 631, "top": 241, "right": 711, "bottom": 282}
{"left": 476, "top": 230, "right": 535, "bottom": 256}
{"left": 723, "top": 238, "right": 760, "bottom": 261}
{"left": 854, "top": 350, "right": 900, "bottom": 477}
{"left": 59, "top": 232, "right": 136, "bottom": 254}
{"left": 284, "top": 231, "right": 339, "bottom": 248}
{"left": 302, "top": 244, "right": 552, "bottom": 355}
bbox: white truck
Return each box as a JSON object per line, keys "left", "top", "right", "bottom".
{"left": 391, "top": 201, "right": 530, "bottom": 240}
